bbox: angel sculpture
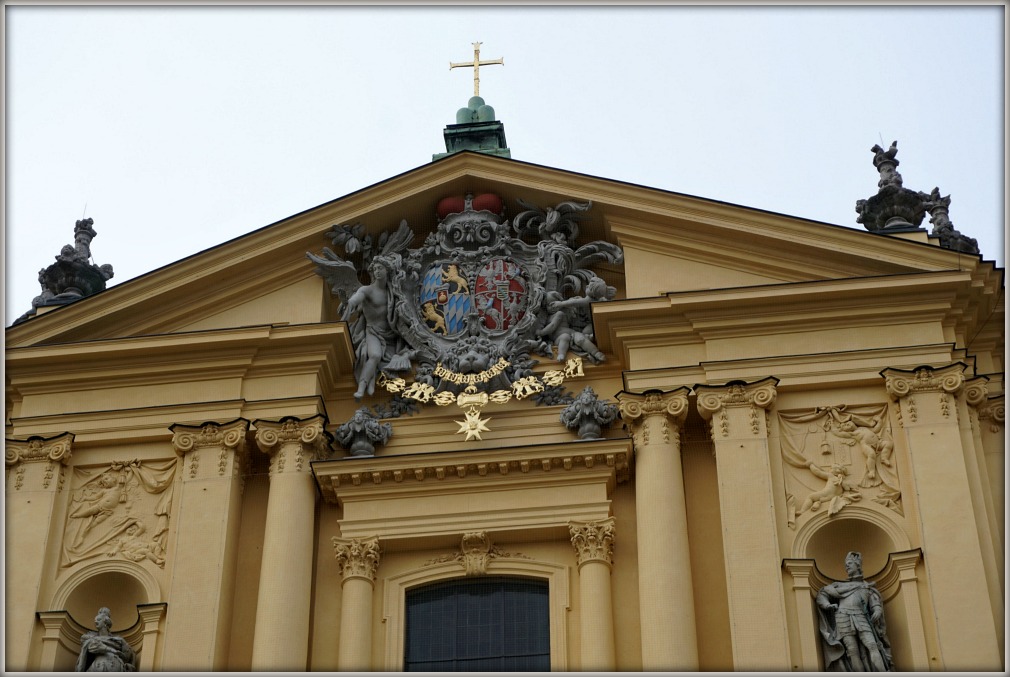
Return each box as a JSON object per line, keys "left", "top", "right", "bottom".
{"left": 537, "top": 276, "right": 611, "bottom": 363}
{"left": 306, "top": 220, "right": 415, "bottom": 400}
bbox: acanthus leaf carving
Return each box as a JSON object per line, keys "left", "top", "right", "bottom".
{"left": 332, "top": 536, "right": 381, "bottom": 583}
{"left": 569, "top": 517, "right": 616, "bottom": 568}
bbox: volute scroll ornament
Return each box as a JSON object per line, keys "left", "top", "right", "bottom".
{"left": 308, "top": 193, "right": 624, "bottom": 438}
{"left": 254, "top": 415, "right": 333, "bottom": 474}
{"left": 695, "top": 378, "right": 779, "bottom": 439}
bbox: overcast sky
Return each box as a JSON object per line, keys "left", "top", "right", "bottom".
{"left": 4, "top": 3, "right": 1005, "bottom": 326}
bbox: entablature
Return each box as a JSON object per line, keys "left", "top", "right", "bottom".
{"left": 313, "top": 437, "right": 631, "bottom": 542}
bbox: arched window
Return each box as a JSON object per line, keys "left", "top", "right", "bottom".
{"left": 404, "top": 576, "right": 550, "bottom": 672}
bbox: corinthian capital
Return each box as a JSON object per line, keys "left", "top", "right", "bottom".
{"left": 881, "top": 363, "right": 966, "bottom": 400}
{"left": 254, "top": 414, "right": 333, "bottom": 474}
{"left": 332, "top": 536, "right": 381, "bottom": 583}
{"left": 569, "top": 518, "right": 616, "bottom": 569}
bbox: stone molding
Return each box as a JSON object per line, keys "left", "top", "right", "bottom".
{"left": 616, "top": 388, "right": 689, "bottom": 446}
{"left": 695, "top": 377, "right": 779, "bottom": 438}
{"left": 254, "top": 414, "right": 333, "bottom": 476}
{"left": 423, "top": 531, "right": 532, "bottom": 575}
{"left": 881, "top": 363, "right": 966, "bottom": 424}
{"left": 170, "top": 419, "right": 249, "bottom": 480}
{"left": 569, "top": 517, "right": 616, "bottom": 569}
{"left": 332, "top": 536, "right": 381, "bottom": 584}
{"left": 5, "top": 432, "right": 74, "bottom": 492}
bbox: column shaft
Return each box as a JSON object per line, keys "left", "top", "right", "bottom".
{"left": 333, "top": 536, "right": 381, "bottom": 672}
{"left": 618, "top": 389, "right": 698, "bottom": 670}
{"left": 569, "top": 518, "right": 616, "bottom": 671}
{"left": 251, "top": 415, "right": 332, "bottom": 671}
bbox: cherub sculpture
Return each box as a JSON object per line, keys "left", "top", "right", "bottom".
{"left": 537, "top": 276, "right": 611, "bottom": 363}
{"left": 335, "top": 407, "right": 393, "bottom": 457}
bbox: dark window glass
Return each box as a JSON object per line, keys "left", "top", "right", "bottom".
{"left": 404, "top": 576, "right": 550, "bottom": 672}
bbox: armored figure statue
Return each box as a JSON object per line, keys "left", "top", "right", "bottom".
{"left": 75, "top": 607, "right": 137, "bottom": 672}
{"left": 815, "top": 552, "right": 893, "bottom": 671}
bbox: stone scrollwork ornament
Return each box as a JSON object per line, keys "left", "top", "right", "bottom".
{"left": 308, "top": 193, "right": 623, "bottom": 437}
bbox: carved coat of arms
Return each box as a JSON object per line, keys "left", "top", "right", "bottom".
{"left": 307, "top": 193, "right": 623, "bottom": 433}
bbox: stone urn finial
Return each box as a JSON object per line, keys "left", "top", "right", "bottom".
{"left": 560, "top": 386, "right": 618, "bottom": 440}
{"left": 335, "top": 407, "right": 393, "bottom": 457}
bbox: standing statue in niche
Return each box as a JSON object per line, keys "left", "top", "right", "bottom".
{"left": 75, "top": 607, "right": 137, "bottom": 672}
{"left": 815, "top": 551, "right": 893, "bottom": 671}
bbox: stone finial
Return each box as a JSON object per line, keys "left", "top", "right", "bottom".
{"left": 855, "top": 141, "right": 981, "bottom": 255}
{"left": 920, "top": 187, "right": 979, "bottom": 254}
{"left": 560, "top": 386, "right": 618, "bottom": 440}
{"left": 855, "top": 141, "right": 928, "bottom": 232}
{"left": 335, "top": 407, "right": 393, "bottom": 457}
{"left": 17, "top": 218, "right": 115, "bottom": 323}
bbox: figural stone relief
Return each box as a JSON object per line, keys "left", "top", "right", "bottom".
{"left": 61, "top": 459, "right": 176, "bottom": 568}
{"left": 779, "top": 405, "right": 901, "bottom": 528}
{"left": 308, "top": 193, "right": 623, "bottom": 438}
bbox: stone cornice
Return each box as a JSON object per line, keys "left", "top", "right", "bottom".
{"left": 332, "top": 536, "right": 381, "bottom": 584}
{"left": 569, "top": 518, "right": 616, "bottom": 569}
{"left": 314, "top": 437, "right": 633, "bottom": 506}
{"left": 881, "top": 363, "right": 967, "bottom": 400}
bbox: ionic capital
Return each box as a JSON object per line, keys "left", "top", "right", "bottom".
{"left": 963, "top": 377, "right": 990, "bottom": 408}
{"left": 881, "top": 363, "right": 966, "bottom": 400}
{"left": 569, "top": 517, "right": 616, "bottom": 570}
{"left": 5, "top": 432, "right": 74, "bottom": 468}
{"left": 976, "top": 394, "right": 1005, "bottom": 433}
{"left": 695, "top": 377, "right": 778, "bottom": 439}
{"left": 171, "top": 419, "right": 248, "bottom": 455}
{"left": 616, "top": 388, "right": 689, "bottom": 435}
{"left": 5, "top": 432, "right": 74, "bottom": 492}
{"left": 254, "top": 414, "right": 333, "bottom": 475}
{"left": 332, "top": 536, "right": 381, "bottom": 584}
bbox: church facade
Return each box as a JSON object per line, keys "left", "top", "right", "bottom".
{"left": 5, "top": 126, "right": 1004, "bottom": 670}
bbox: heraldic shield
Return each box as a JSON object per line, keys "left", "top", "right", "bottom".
{"left": 474, "top": 258, "right": 527, "bottom": 332}
{"left": 419, "top": 263, "right": 472, "bottom": 335}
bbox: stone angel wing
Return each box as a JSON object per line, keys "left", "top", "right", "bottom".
{"left": 305, "top": 248, "right": 362, "bottom": 313}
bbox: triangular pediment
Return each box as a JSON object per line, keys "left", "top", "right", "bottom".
{"left": 5, "top": 151, "right": 988, "bottom": 350}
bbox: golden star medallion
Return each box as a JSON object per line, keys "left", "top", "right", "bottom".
{"left": 456, "top": 409, "right": 491, "bottom": 441}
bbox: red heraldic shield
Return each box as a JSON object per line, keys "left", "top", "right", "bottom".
{"left": 474, "top": 258, "right": 528, "bottom": 331}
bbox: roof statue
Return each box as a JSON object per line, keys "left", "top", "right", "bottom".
{"left": 14, "top": 217, "right": 115, "bottom": 325}
{"left": 855, "top": 140, "right": 979, "bottom": 255}
{"left": 308, "top": 191, "right": 623, "bottom": 438}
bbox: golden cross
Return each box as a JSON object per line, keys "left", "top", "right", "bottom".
{"left": 449, "top": 41, "right": 503, "bottom": 97}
